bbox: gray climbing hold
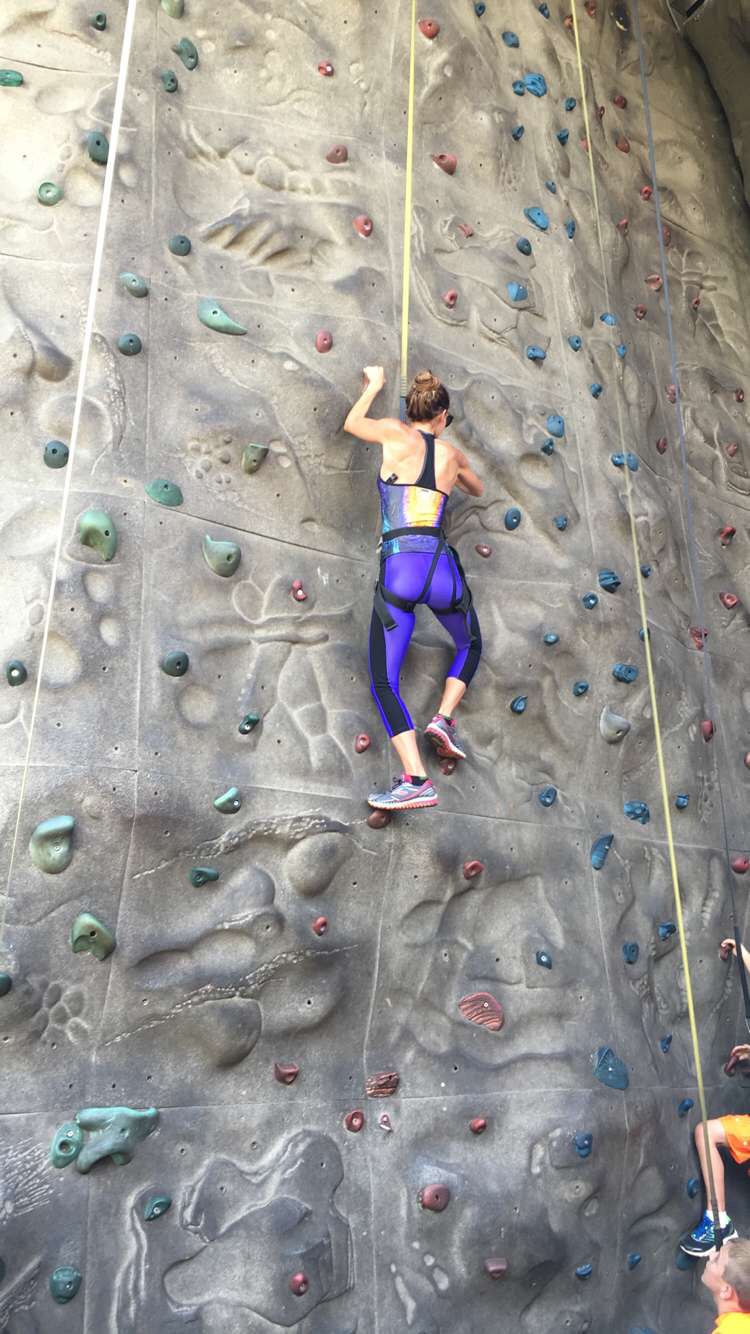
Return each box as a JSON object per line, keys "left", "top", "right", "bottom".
{"left": 197, "top": 297, "right": 247, "bottom": 335}
{"left": 146, "top": 479, "right": 183, "bottom": 507}
{"left": 510, "top": 695, "right": 527, "bottom": 714}
{"left": 612, "top": 663, "right": 638, "bottom": 683}
{"left": 161, "top": 0, "right": 184, "bottom": 14}
{"left": 117, "top": 333, "right": 142, "bottom": 355}
{"left": 593, "top": 1045, "right": 629, "bottom": 1090}
{"left": 506, "top": 281, "right": 528, "bottom": 302}
{"left": 44, "top": 439, "right": 69, "bottom": 468}
{"left": 86, "top": 131, "right": 109, "bottom": 164}
{"left": 517, "top": 237, "right": 532, "bottom": 255}
{"left": 538, "top": 786, "right": 557, "bottom": 806}
{"left": 50, "top": 1266, "right": 81, "bottom": 1304}
{"left": 536, "top": 950, "right": 553, "bottom": 968}
{"left": 202, "top": 534, "right": 241, "bottom": 576}
{"left": 189, "top": 866, "right": 220, "bottom": 887}
{"left": 502, "top": 30, "right": 520, "bottom": 45}
{"left": 70, "top": 912, "right": 115, "bottom": 961}
{"left": 504, "top": 508, "right": 522, "bottom": 530}
{"left": 598, "top": 569, "right": 621, "bottom": 592}
{"left": 5, "top": 659, "right": 27, "bottom": 686}
{"left": 161, "top": 650, "right": 189, "bottom": 677}
{"left": 38, "top": 181, "right": 63, "bottom": 205}
{"left": 675, "top": 794, "right": 689, "bottom": 810}
{"left": 568, "top": 335, "right": 582, "bottom": 351}
{"left": 523, "top": 72, "right": 547, "bottom": 96}
{"left": 50, "top": 1120, "right": 84, "bottom": 1168}
{"left": 526, "top": 345, "right": 546, "bottom": 361}
{"left": 79, "top": 509, "right": 117, "bottom": 560}
{"left": 74, "top": 1106, "right": 158, "bottom": 1172}
{"left": 172, "top": 36, "right": 198, "bottom": 69}
{"left": 622, "top": 942, "right": 639, "bottom": 964}
{"left": 169, "top": 234, "right": 191, "bottom": 255}
{"left": 546, "top": 414, "right": 564, "bottom": 437}
{"left": 572, "top": 680, "right": 589, "bottom": 696}
{"left": 242, "top": 443, "right": 269, "bottom": 474}
{"left": 119, "top": 271, "right": 149, "bottom": 297}
{"left": 144, "top": 1193, "right": 172, "bottom": 1221}
{"left": 30, "top": 815, "right": 75, "bottom": 873}
{"left": 599, "top": 706, "right": 630, "bottom": 742}
{"left": 591, "top": 834, "right": 613, "bottom": 869}
{"left": 524, "top": 206, "right": 549, "bottom": 231}
{"left": 0, "top": 70, "right": 24, "bottom": 86}
{"left": 624, "top": 801, "right": 650, "bottom": 825}
{"left": 161, "top": 69, "right": 178, "bottom": 92}
{"left": 213, "top": 786, "right": 241, "bottom": 814}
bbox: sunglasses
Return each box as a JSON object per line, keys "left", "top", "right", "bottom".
{"left": 445, "top": 412, "right": 454, "bottom": 426}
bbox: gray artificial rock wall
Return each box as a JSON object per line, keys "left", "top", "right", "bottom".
{"left": 1, "top": 1, "right": 750, "bottom": 1331}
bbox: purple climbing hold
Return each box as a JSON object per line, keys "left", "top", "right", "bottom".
{"left": 432, "top": 153, "right": 457, "bottom": 175}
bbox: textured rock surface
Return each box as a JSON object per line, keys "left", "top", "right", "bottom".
{"left": 1, "top": 1, "right": 750, "bottom": 1331}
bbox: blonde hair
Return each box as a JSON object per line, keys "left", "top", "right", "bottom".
{"left": 405, "top": 369, "right": 450, "bottom": 423}
{"left": 725, "top": 1239, "right": 750, "bottom": 1309}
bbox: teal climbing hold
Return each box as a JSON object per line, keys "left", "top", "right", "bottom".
{"left": 502, "top": 31, "right": 520, "bottom": 46}
{"left": 117, "top": 333, "right": 142, "bottom": 355}
{"left": 198, "top": 298, "right": 247, "bottom": 335}
{"left": 172, "top": 36, "right": 198, "bottom": 69}
{"left": 622, "top": 942, "right": 639, "bottom": 964}
{"left": 70, "top": 912, "right": 116, "bottom": 961}
{"left": 510, "top": 695, "right": 527, "bottom": 714}
{"left": 169, "top": 234, "right": 191, "bottom": 255}
{"left": 504, "top": 508, "right": 522, "bottom": 530}
{"left": 523, "top": 73, "right": 547, "bottom": 96}
{"left": 526, "top": 345, "right": 546, "bottom": 361}
{"left": 524, "top": 206, "right": 549, "bottom": 231}
{"left": 568, "top": 335, "right": 582, "bottom": 351}
{"left": 86, "top": 130, "right": 109, "bottom": 164}
{"left": 38, "top": 181, "right": 63, "bottom": 205}
{"left": 30, "top": 815, "right": 75, "bottom": 873}
{"left": 213, "top": 786, "right": 242, "bottom": 814}
{"left": 146, "top": 479, "right": 183, "bottom": 506}
{"left": 91, "top": 12, "right": 107, "bottom": 29}
{"left": 79, "top": 509, "right": 117, "bottom": 560}
{"left": 0, "top": 71, "right": 24, "bottom": 86}
{"left": 658, "top": 922, "right": 676, "bottom": 941}
{"left": 593, "top": 1045, "right": 629, "bottom": 1090}
{"left": 44, "top": 440, "right": 69, "bottom": 468}
{"left": 5, "top": 659, "right": 27, "bottom": 686}
{"left": 242, "top": 444, "right": 269, "bottom": 474}
{"left": 119, "top": 271, "right": 149, "bottom": 297}
{"left": 564, "top": 96, "right": 577, "bottom": 111}
{"left": 546, "top": 414, "right": 564, "bottom": 437}
{"left": 202, "top": 534, "right": 241, "bottom": 576}
{"left": 624, "top": 801, "right": 650, "bottom": 825}
{"left": 161, "top": 650, "right": 189, "bottom": 677}
{"left": 50, "top": 1266, "right": 81, "bottom": 1304}
{"left": 591, "top": 834, "right": 613, "bottom": 869}
{"left": 144, "top": 1193, "right": 172, "bottom": 1221}
{"left": 74, "top": 1106, "right": 158, "bottom": 1172}
{"left": 543, "top": 633, "right": 559, "bottom": 645}
{"left": 506, "top": 282, "right": 528, "bottom": 302}
{"left": 475, "top": 2, "right": 485, "bottom": 12}
{"left": 189, "top": 866, "right": 220, "bottom": 886}
{"left": 161, "top": 69, "right": 179, "bottom": 92}
{"left": 239, "top": 712, "right": 261, "bottom": 734}
{"left": 161, "top": 0, "right": 184, "bottom": 13}
{"left": 0, "top": 973, "right": 12, "bottom": 996}
{"left": 517, "top": 237, "right": 532, "bottom": 255}
{"left": 50, "top": 1121, "right": 84, "bottom": 1168}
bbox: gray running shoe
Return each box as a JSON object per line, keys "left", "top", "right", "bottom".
{"left": 367, "top": 774, "right": 438, "bottom": 811}
{"left": 424, "top": 714, "right": 467, "bottom": 760}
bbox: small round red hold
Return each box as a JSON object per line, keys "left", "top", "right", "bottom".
{"left": 476, "top": 543, "right": 492, "bottom": 558}
{"left": 344, "top": 1109, "right": 365, "bottom": 1132}
{"left": 719, "top": 592, "right": 739, "bottom": 609}
{"left": 656, "top": 436, "right": 668, "bottom": 454}
{"left": 353, "top": 214, "right": 373, "bottom": 238}
{"left": 616, "top": 217, "right": 629, "bottom": 234}
{"left": 563, "top": 13, "right": 574, "bottom": 27}
{"left": 735, "top": 388, "right": 745, "bottom": 403}
{"left": 470, "top": 1116, "right": 488, "bottom": 1135}
{"left": 689, "top": 626, "right": 708, "bottom": 650}
{"left": 442, "top": 289, "right": 458, "bottom": 308}
{"left": 293, "top": 587, "right": 307, "bottom": 602}
{"left": 290, "top": 1272, "right": 309, "bottom": 1296}
{"left": 666, "top": 384, "right": 677, "bottom": 403}
{"left": 274, "top": 1061, "right": 300, "bottom": 1085}
{"left": 418, "top": 17, "right": 440, "bottom": 38}
{"left": 367, "top": 810, "right": 391, "bottom": 829}
{"left": 701, "top": 720, "right": 715, "bottom": 742}
{"left": 732, "top": 856, "right": 750, "bottom": 875}
{"left": 691, "top": 295, "right": 701, "bottom": 310}
{"left": 432, "top": 153, "right": 457, "bottom": 175}
{"left": 318, "top": 61, "right": 334, "bottom": 77}
{"left": 719, "top": 525, "right": 736, "bottom": 546}
{"left": 612, "top": 93, "right": 627, "bottom": 109}
{"left": 315, "top": 330, "right": 333, "bottom": 353}
{"left": 457, "top": 222, "right": 474, "bottom": 238}
{"left": 726, "top": 442, "right": 739, "bottom": 458}
{"left": 616, "top": 136, "right": 630, "bottom": 154}
{"left": 355, "top": 733, "right": 371, "bottom": 753}
{"left": 326, "top": 144, "right": 348, "bottom": 164}
{"left": 419, "top": 1184, "right": 450, "bottom": 1212}
{"left": 484, "top": 1257, "right": 509, "bottom": 1279}
{"left": 645, "top": 274, "right": 663, "bottom": 292}
{"left": 640, "top": 185, "right": 653, "bottom": 201}
{"left": 634, "top": 305, "right": 647, "bottom": 320}
{"left": 312, "top": 916, "right": 328, "bottom": 936}
{"left": 440, "top": 757, "right": 456, "bottom": 775}
{"left": 463, "top": 859, "right": 485, "bottom": 879}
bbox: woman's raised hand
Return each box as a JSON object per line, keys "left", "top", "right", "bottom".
{"left": 363, "top": 365, "right": 385, "bottom": 389}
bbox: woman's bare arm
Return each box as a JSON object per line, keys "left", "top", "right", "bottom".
{"left": 344, "top": 366, "right": 406, "bottom": 443}
{"left": 454, "top": 450, "right": 484, "bottom": 497}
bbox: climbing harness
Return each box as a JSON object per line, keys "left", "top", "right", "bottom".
{"left": 373, "top": 534, "right": 472, "bottom": 631}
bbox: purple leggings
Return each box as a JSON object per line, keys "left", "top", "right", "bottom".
{"left": 368, "top": 549, "right": 482, "bottom": 738}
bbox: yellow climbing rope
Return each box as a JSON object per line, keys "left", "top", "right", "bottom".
{"left": 399, "top": 0, "right": 419, "bottom": 415}
{"left": 569, "top": 0, "right": 720, "bottom": 1217}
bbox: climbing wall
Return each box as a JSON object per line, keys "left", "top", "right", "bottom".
{"left": 1, "top": 0, "right": 750, "bottom": 1330}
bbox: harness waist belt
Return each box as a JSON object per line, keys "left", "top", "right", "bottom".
{"left": 374, "top": 529, "right": 472, "bottom": 630}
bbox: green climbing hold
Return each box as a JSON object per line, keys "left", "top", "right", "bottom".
{"left": 0, "top": 70, "right": 24, "bottom": 87}
{"left": 160, "top": 69, "right": 179, "bottom": 92}
{"left": 30, "top": 814, "right": 75, "bottom": 873}
{"left": 79, "top": 509, "right": 117, "bottom": 561}
{"left": 50, "top": 1121, "right": 84, "bottom": 1168}
{"left": 117, "top": 332, "right": 142, "bottom": 355}
{"left": 37, "top": 181, "right": 63, "bottom": 206}
{"left": 49, "top": 1265, "right": 81, "bottom": 1304}
{"left": 161, "top": 0, "right": 184, "bottom": 13}
{"left": 70, "top": 912, "right": 116, "bottom": 961}
{"left": 242, "top": 443, "right": 269, "bottom": 474}
{"left": 91, "top": 12, "right": 107, "bottom": 29}
{"left": 74, "top": 1106, "right": 158, "bottom": 1172}
{"left": 44, "top": 439, "right": 69, "bottom": 468}
{"left": 202, "top": 534, "right": 241, "bottom": 576}
{"left": 144, "top": 1192, "right": 172, "bottom": 1221}
{"left": 86, "top": 130, "right": 109, "bottom": 164}
{"left": 239, "top": 712, "right": 260, "bottom": 734}
{"left": 213, "top": 786, "right": 242, "bottom": 814}
{"left": 145, "top": 479, "right": 183, "bottom": 507}
{"left": 119, "top": 271, "right": 149, "bottom": 297}
{"left": 169, "top": 234, "right": 191, "bottom": 256}
{"left": 5, "top": 659, "right": 27, "bottom": 686}
{"left": 172, "top": 36, "right": 198, "bottom": 69}
{"left": 197, "top": 297, "right": 247, "bottom": 336}
{"left": 161, "top": 650, "right": 189, "bottom": 677}
{"left": 0, "top": 973, "right": 12, "bottom": 997}
{"left": 189, "top": 866, "right": 220, "bottom": 886}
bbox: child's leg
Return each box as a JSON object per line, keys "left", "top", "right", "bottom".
{"left": 695, "top": 1118, "right": 728, "bottom": 1214}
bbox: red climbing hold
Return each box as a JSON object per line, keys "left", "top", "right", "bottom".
{"left": 612, "top": 93, "right": 627, "bottom": 109}
{"left": 616, "top": 217, "right": 629, "bottom": 234}
{"left": 432, "top": 153, "right": 457, "bottom": 175}
{"left": 666, "top": 384, "right": 677, "bottom": 403}
{"left": 379, "top": 1112, "right": 393, "bottom": 1132}
{"left": 458, "top": 991, "right": 504, "bottom": 1031}
{"left": 367, "top": 810, "right": 391, "bottom": 829}
{"left": 315, "top": 330, "right": 333, "bottom": 353}
{"left": 274, "top": 1061, "right": 300, "bottom": 1085}
{"left": 720, "top": 593, "right": 739, "bottom": 609}
{"left": 701, "top": 720, "right": 715, "bottom": 742}
{"left": 691, "top": 295, "right": 701, "bottom": 310}
{"left": 735, "top": 388, "right": 745, "bottom": 402}
{"left": 597, "top": 105, "right": 605, "bottom": 121}
{"left": 616, "top": 136, "right": 630, "bottom": 153}
{"left": 419, "top": 1184, "right": 451, "bottom": 1212}
{"left": 312, "top": 916, "right": 328, "bottom": 936}
{"left": 563, "top": 14, "right": 574, "bottom": 28}
{"left": 355, "top": 733, "right": 371, "bottom": 753}
{"left": 662, "top": 223, "right": 671, "bottom": 246}
{"left": 476, "top": 543, "right": 492, "bottom": 557}
{"left": 634, "top": 305, "right": 647, "bottom": 320}
{"left": 470, "top": 1117, "right": 488, "bottom": 1134}
{"left": 689, "top": 626, "right": 708, "bottom": 650}
{"left": 463, "top": 859, "right": 485, "bottom": 879}
{"left": 418, "top": 17, "right": 440, "bottom": 38}
{"left": 442, "top": 290, "right": 458, "bottom": 308}
{"left": 719, "top": 525, "right": 736, "bottom": 546}
{"left": 640, "top": 185, "right": 653, "bottom": 201}
{"left": 731, "top": 856, "right": 750, "bottom": 875}
{"left": 326, "top": 144, "right": 348, "bottom": 163}
{"left": 318, "top": 61, "right": 334, "bottom": 76}
{"left": 353, "top": 214, "right": 373, "bottom": 238}
{"left": 726, "top": 442, "right": 739, "bottom": 458}
{"left": 290, "top": 1273, "right": 309, "bottom": 1295}
{"left": 457, "top": 222, "right": 474, "bottom": 238}
{"left": 344, "top": 1109, "right": 365, "bottom": 1132}
{"left": 645, "top": 274, "right": 663, "bottom": 292}
{"left": 366, "top": 1071, "right": 399, "bottom": 1097}
{"left": 656, "top": 436, "right": 668, "bottom": 454}
{"left": 292, "top": 586, "right": 307, "bottom": 602}
{"left": 440, "top": 757, "right": 456, "bottom": 775}
{"left": 485, "top": 1257, "right": 509, "bottom": 1279}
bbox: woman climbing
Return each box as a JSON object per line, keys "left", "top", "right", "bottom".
{"left": 344, "top": 366, "right": 484, "bottom": 812}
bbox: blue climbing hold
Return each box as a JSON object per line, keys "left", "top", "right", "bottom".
{"left": 600, "top": 312, "right": 618, "bottom": 326}
{"left": 582, "top": 593, "right": 599, "bottom": 609}
{"left": 526, "top": 345, "right": 546, "bottom": 361}
{"left": 517, "top": 237, "right": 532, "bottom": 255}
{"left": 553, "top": 515, "right": 568, "bottom": 530}
{"left": 624, "top": 801, "right": 650, "bottom": 825}
{"left": 622, "top": 942, "right": 639, "bottom": 965}
{"left": 565, "top": 219, "right": 576, "bottom": 238}
{"left": 639, "top": 562, "right": 651, "bottom": 576}
{"left": 687, "top": 1177, "right": 699, "bottom": 1198}
{"left": 590, "top": 383, "right": 603, "bottom": 398}
{"left": 524, "top": 206, "right": 549, "bottom": 231}
{"left": 611, "top": 452, "right": 639, "bottom": 471}
{"left": 612, "top": 663, "right": 638, "bottom": 683}
{"left": 475, "top": 2, "right": 486, "bottom": 13}
{"left": 540, "top": 438, "right": 555, "bottom": 455}
{"left": 503, "top": 30, "right": 520, "bottom": 46}
{"left": 512, "top": 124, "right": 525, "bottom": 140}
{"left": 543, "top": 633, "right": 559, "bottom": 645}
{"left": 598, "top": 569, "right": 621, "bottom": 592}
{"left": 546, "top": 414, "right": 564, "bottom": 437}
{"left": 638, "top": 627, "right": 650, "bottom": 641}
{"left": 660, "top": 1034, "right": 673, "bottom": 1053}
{"left": 538, "top": 786, "right": 557, "bottom": 806}
{"left": 513, "top": 80, "right": 526, "bottom": 96}
{"left": 568, "top": 335, "right": 582, "bottom": 351}
{"left": 658, "top": 922, "right": 676, "bottom": 941}
{"left": 591, "top": 834, "right": 613, "bottom": 870}
{"left": 523, "top": 72, "right": 547, "bottom": 96}
{"left": 627, "top": 1253, "right": 642, "bottom": 1270}
{"left": 539, "top": 2, "right": 550, "bottom": 14}
{"left": 505, "top": 508, "right": 522, "bottom": 530}
{"left": 675, "top": 793, "right": 689, "bottom": 810}
{"left": 545, "top": 180, "right": 557, "bottom": 194}
{"left": 573, "top": 680, "right": 589, "bottom": 696}
{"left": 616, "top": 343, "right": 627, "bottom": 358}
{"left": 510, "top": 695, "right": 528, "bottom": 714}
{"left": 557, "top": 128, "right": 569, "bottom": 145}
{"left": 507, "top": 281, "right": 528, "bottom": 302}
{"left": 678, "top": 1097, "right": 694, "bottom": 1118}
{"left": 536, "top": 949, "right": 553, "bottom": 968}
{"left": 574, "top": 1132, "right": 593, "bottom": 1158}
{"left": 564, "top": 96, "right": 577, "bottom": 111}
{"left": 593, "top": 1045, "right": 629, "bottom": 1090}
{"left": 576, "top": 1263, "right": 593, "bottom": 1280}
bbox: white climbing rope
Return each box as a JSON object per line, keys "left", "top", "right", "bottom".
{"left": 1, "top": 0, "right": 140, "bottom": 940}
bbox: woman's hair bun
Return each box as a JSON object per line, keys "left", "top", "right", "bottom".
{"left": 414, "top": 370, "right": 437, "bottom": 386}
{"left": 405, "top": 369, "right": 450, "bottom": 423}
